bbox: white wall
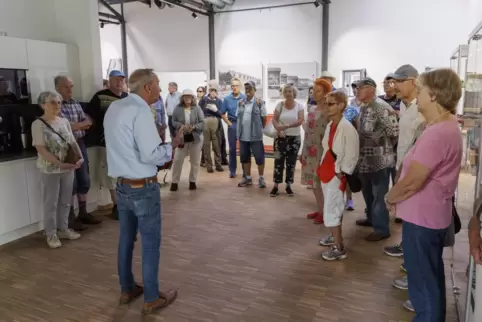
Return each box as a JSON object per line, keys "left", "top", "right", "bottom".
{"left": 0, "top": 0, "right": 102, "bottom": 101}
{"left": 99, "top": 0, "right": 322, "bottom": 77}
{"left": 0, "top": 0, "right": 56, "bottom": 40}
{"left": 99, "top": 2, "right": 209, "bottom": 76}
{"left": 215, "top": 0, "right": 322, "bottom": 67}
{"left": 328, "top": 0, "right": 473, "bottom": 89}
{"left": 52, "top": 0, "right": 103, "bottom": 100}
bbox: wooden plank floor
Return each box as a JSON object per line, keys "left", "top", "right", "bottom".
{"left": 0, "top": 159, "right": 471, "bottom": 322}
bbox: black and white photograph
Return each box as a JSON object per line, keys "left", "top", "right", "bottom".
{"left": 266, "top": 62, "right": 317, "bottom": 100}
{"left": 218, "top": 64, "right": 263, "bottom": 98}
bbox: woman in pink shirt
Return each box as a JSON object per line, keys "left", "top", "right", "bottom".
{"left": 385, "top": 68, "right": 462, "bottom": 322}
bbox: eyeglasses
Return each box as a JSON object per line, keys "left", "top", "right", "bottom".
{"left": 326, "top": 102, "right": 338, "bottom": 106}
{"left": 197, "top": 90, "right": 204, "bottom": 93}
{"left": 50, "top": 100, "right": 62, "bottom": 105}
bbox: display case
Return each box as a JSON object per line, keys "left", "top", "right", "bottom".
{"left": 462, "top": 20, "right": 482, "bottom": 322}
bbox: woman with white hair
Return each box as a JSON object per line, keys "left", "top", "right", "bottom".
{"left": 170, "top": 89, "right": 205, "bottom": 191}
{"left": 270, "top": 84, "right": 304, "bottom": 197}
{"left": 31, "top": 91, "right": 83, "bottom": 248}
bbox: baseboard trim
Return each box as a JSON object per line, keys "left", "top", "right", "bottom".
{"left": 0, "top": 201, "right": 100, "bottom": 247}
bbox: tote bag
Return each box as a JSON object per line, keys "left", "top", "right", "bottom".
{"left": 263, "top": 102, "right": 284, "bottom": 138}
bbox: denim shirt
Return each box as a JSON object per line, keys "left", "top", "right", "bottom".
{"left": 237, "top": 96, "right": 266, "bottom": 141}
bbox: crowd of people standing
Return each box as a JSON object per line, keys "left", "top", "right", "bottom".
{"left": 30, "top": 65, "right": 473, "bottom": 320}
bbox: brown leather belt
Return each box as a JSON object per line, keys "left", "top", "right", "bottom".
{"left": 117, "top": 176, "right": 158, "bottom": 186}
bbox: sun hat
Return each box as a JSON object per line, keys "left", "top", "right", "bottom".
{"left": 181, "top": 89, "right": 196, "bottom": 99}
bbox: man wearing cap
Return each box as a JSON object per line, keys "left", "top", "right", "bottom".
{"left": 355, "top": 77, "right": 399, "bottom": 241}
{"left": 379, "top": 74, "right": 401, "bottom": 113}
{"left": 383, "top": 64, "right": 425, "bottom": 295}
{"left": 165, "top": 82, "right": 181, "bottom": 139}
{"left": 320, "top": 71, "right": 337, "bottom": 91}
{"left": 237, "top": 81, "right": 267, "bottom": 188}
{"left": 220, "top": 77, "right": 246, "bottom": 178}
{"left": 199, "top": 80, "right": 224, "bottom": 173}
{"left": 87, "top": 70, "right": 128, "bottom": 220}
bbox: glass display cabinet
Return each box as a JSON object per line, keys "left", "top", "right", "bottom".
{"left": 461, "top": 20, "right": 482, "bottom": 322}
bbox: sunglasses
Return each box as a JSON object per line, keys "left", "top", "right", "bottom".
{"left": 326, "top": 102, "right": 338, "bottom": 106}
{"left": 197, "top": 90, "right": 204, "bottom": 93}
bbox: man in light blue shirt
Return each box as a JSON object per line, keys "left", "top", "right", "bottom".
{"left": 220, "top": 77, "right": 246, "bottom": 178}
{"left": 103, "top": 68, "right": 182, "bottom": 315}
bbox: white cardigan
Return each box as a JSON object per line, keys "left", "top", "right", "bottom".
{"left": 320, "top": 117, "right": 360, "bottom": 175}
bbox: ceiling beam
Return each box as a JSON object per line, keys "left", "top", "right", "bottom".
{"left": 98, "top": 0, "right": 125, "bottom": 22}
{"left": 160, "top": 0, "right": 209, "bottom": 15}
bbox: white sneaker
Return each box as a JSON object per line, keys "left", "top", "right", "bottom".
{"left": 58, "top": 229, "right": 81, "bottom": 240}
{"left": 403, "top": 300, "right": 414, "bottom": 312}
{"left": 47, "top": 235, "right": 62, "bottom": 249}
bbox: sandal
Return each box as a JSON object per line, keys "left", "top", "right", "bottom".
{"left": 141, "top": 289, "right": 178, "bottom": 315}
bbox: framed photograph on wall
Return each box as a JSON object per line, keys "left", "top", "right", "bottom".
{"left": 217, "top": 64, "right": 263, "bottom": 99}
{"left": 265, "top": 62, "right": 317, "bottom": 100}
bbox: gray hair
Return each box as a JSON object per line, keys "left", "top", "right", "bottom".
{"left": 282, "top": 84, "right": 299, "bottom": 99}
{"left": 54, "top": 75, "right": 70, "bottom": 87}
{"left": 37, "top": 91, "right": 61, "bottom": 105}
{"left": 128, "top": 69, "right": 157, "bottom": 93}
{"left": 168, "top": 82, "right": 178, "bottom": 88}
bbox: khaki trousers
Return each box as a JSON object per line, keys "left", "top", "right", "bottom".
{"left": 171, "top": 139, "right": 204, "bottom": 184}
{"left": 203, "top": 117, "right": 221, "bottom": 168}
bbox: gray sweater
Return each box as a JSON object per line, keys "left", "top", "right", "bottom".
{"left": 171, "top": 105, "right": 205, "bottom": 143}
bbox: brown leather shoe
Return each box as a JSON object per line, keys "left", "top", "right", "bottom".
{"left": 70, "top": 218, "right": 88, "bottom": 232}
{"left": 356, "top": 219, "right": 373, "bottom": 227}
{"left": 141, "top": 289, "right": 178, "bottom": 315}
{"left": 79, "top": 212, "right": 101, "bottom": 225}
{"left": 119, "top": 284, "right": 144, "bottom": 305}
{"left": 365, "top": 232, "right": 390, "bottom": 242}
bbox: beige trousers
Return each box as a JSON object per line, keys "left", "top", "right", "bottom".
{"left": 203, "top": 117, "right": 221, "bottom": 168}
{"left": 171, "top": 139, "right": 204, "bottom": 184}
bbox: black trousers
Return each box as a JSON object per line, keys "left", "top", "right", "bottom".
{"left": 273, "top": 136, "right": 301, "bottom": 184}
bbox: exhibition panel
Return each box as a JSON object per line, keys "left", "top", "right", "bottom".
{"left": 462, "top": 19, "right": 482, "bottom": 322}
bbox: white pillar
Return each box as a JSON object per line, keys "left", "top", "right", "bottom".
{"left": 51, "top": 0, "right": 103, "bottom": 101}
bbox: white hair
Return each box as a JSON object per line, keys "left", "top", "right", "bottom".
{"left": 37, "top": 91, "right": 61, "bottom": 105}
{"left": 128, "top": 68, "right": 157, "bottom": 93}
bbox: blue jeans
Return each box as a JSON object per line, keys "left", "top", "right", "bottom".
{"left": 227, "top": 122, "right": 237, "bottom": 175}
{"left": 72, "top": 138, "right": 90, "bottom": 195}
{"left": 403, "top": 221, "right": 447, "bottom": 322}
{"left": 360, "top": 168, "right": 390, "bottom": 236}
{"left": 117, "top": 182, "right": 161, "bottom": 303}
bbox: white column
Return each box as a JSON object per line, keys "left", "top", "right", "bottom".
{"left": 51, "top": 0, "right": 103, "bottom": 101}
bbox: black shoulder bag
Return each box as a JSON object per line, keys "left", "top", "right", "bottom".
{"left": 37, "top": 118, "right": 81, "bottom": 164}
{"left": 329, "top": 149, "right": 362, "bottom": 193}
